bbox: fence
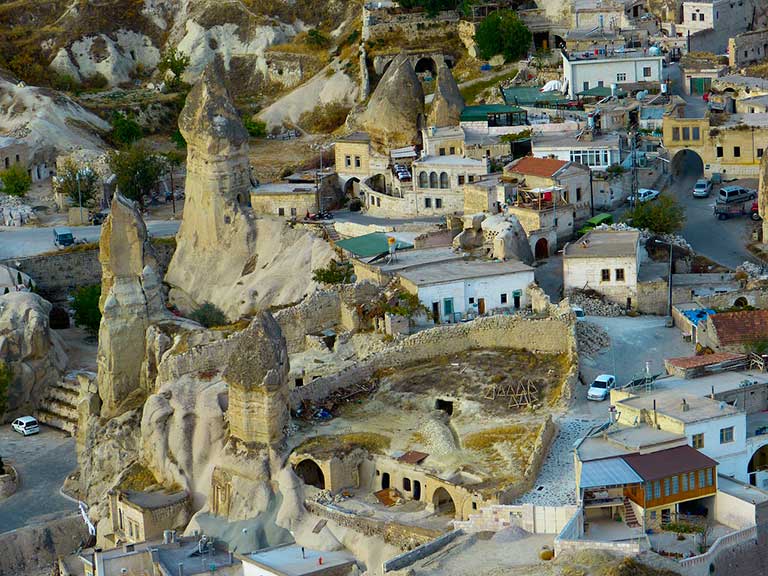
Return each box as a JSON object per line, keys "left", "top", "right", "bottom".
{"left": 678, "top": 525, "right": 757, "bottom": 571}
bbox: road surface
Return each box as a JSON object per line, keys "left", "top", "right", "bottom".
{"left": 0, "top": 220, "right": 180, "bottom": 260}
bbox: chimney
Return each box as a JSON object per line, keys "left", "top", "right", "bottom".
{"left": 711, "top": 385, "right": 715, "bottom": 400}
{"left": 681, "top": 398, "right": 689, "bottom": 412}
{"left": 178, "top": 562, "right": 184, "bottom": 576}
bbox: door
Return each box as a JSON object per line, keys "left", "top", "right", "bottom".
{"left": 432, "top": 302, "right": 439, "bottom": 324}
{"left": 413, "top": 480, "right": 421, "bottom": 501}
{"left": 513, "top": 291, "right": 521, "bottom": 309}
{"left": 478, "top": 298, "right": 486, "bottom": 315}
{"left": 443, "top": 298, "right": 454, "bottom": 322}
{"left": 382, "top": 472, "right": 390, "bottom": 489}
{"left": 661, "top": 508, "right": 671, "bottom": 525}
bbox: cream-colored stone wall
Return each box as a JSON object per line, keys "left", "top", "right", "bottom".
{"left": 335, "top": 141, "right": 372, "bottom": 178}
{"left": 249, "top": 192, "right": 317, "bottom": 217}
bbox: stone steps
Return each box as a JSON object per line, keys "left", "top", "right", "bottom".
{"left": 36, "top": 408, "right": 77, "bottom": 435}
{"left": 36, "top": 377, "right": 80, "bottom": 436}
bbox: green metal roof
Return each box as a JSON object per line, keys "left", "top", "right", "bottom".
{"left": 577, "top": 86, "right": 627, "bottom": 98}
{"left": 502, "top": 86, "right": 569, "bottom": 106}
{"left": 460, "top": 104, "right": 526, "bottom": 122}
{"left": 335, "top": 232, "right": 413, "bottom": 258}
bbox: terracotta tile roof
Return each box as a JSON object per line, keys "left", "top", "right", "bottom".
{"left": 665, "top": 353, "right": 746, "bottom": 369}
{"left": 506, "top": 156, "right": 568, "bottom": 178}
{"left": 710, "top": 310, "right": 768, "bottom": 345}
{"left": 397, "top": 450, "right": 429, "bottom": 464}
{"left": 622, "top": 445, "right": 718, "bottom": 481}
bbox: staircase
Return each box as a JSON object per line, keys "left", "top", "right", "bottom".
{"left": 36, "top": 373, "right": 80, "bottom": 436}
{"left": 623, "top": 498, "right": 639, "bottom": 528}
{"left": 323, "top": 223, "right": 340, "bottom": 243}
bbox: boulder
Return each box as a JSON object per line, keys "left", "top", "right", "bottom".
{"left": 482, "top": 214, "right": 534, "bottom": 263}
{"left": 427, "top": 63, "right": 464, "bottom": 128}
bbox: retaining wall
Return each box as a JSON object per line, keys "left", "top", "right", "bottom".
{"left": 678, "top": 525, "right": 758, "bottom": 576}
{"left": 0, "top": 465, "right": 17, "bottom": 499}
{"left": 382, "top": 529, "right": 463, "bottom": 572}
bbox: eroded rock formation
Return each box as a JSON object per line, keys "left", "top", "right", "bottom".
{"left": 453, "top": 213, "right": 534, "bottom": 263}
{"left": 759, "top": 154, "right": 768, "bottom": 244}
{"left": 427, "top": 62, "right": 465, "bottom": 128}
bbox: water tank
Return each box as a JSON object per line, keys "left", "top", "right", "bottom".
{"left": 649, "top": 46, "right": 662, "bottom": 56}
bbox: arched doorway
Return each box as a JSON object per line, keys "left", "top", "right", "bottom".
{"left": 432, "top": 487, "right": 456, "bottom": 516}
{"left": 294, "top": 459, "right": 325, "bottom": 489}
{"left": 344, "top": 177, "right": 360, "bottom": 197}
{"left": 382, "top": 472, "right": 391, "bottom": 489}
{"left": 748, "top": 444, "right": 768, "bottom": 486}
{"left": 670, "top": 149, "right": 704, "bottom": 179}
{"left": 414, "top": 57, "right": 437, "bottom": 77}
{"left": 554, "top": 35, "right": 566, "bottom": 50}
{"left": 535, "top": 238, "right": 549, "bottom": 260}
{"left": 734, "top": 297, "right": 749, "bottom": 308}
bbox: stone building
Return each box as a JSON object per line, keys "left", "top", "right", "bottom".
{"left": 697, "top": 309, "right": 768, "bottom": 354}
{"left": 102, "top": 488, "right": 190, "bottom": 547}
{"left": 224, "top": 313, "right": 290, "bottom": 445}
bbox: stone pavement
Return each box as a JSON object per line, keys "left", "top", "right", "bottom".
{"left": 515, "top": 417, "right": 601, "bottom": 506}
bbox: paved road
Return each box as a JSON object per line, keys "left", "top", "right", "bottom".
{"left": 0, "top": 425, "right": 77, "bottom": 533}
{"left": 0, "top": 220, "right": 180, "bottom": 260}
{"left": 333, "top": 209, "right": 444, "bottom": 227}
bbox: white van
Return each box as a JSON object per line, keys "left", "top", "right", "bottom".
{"left": 11, "top": 416, "right": 40, "bottom": 436}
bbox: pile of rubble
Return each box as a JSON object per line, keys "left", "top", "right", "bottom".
{"left": 568, "top": 292, "right": 624, "bottom": 317}
{"left": 0, "top": 194, "right": 36, "bottom": 226}
{"left": 576, "top": 321, "right": 611, "bottom": 357}
{"left": 593, "top": 223, "right": 693, "bottom": 252}
{"left": 738, "top": 261, "right": 766, "bottom": 279}
{"left": 314, "top": 490, "right": 351, "bottom": 505}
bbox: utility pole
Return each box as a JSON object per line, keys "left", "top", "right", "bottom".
{"left": 76, "top": 172, "right": 83, "bottom": 224}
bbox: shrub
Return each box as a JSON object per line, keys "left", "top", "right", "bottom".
{"left": 171, "top": 129, "right": 187, "bottom": 149}
{"left": 0, "top": 164, "right": 31, "bottom": 197}
{"left": 189, "top": 302, "right": 228, "bottom": 328}
{"left": 83, "top": 72, "right": 109, "bottom": 90}
{"left": 475, "top": 10, "right": 532, "bottom": 62}
{"left": 623, "top": 195, "right": 685, "bottom": 235}
{"left": 54, "top": 159, "right": 99, "bottom": 209}
{"left": 158, "top": 48, "right": 190, "bottom": 91}
{"left": 110, "top": 111, "right": 143, "bottom": 146}
{"left": 306, "top": 29, "right": 329, "bottom": 47}
{"left": 51, "top": 73, "right": 80, "bottom": 92}
{"left": 72, "top": 285, "right": 102, "bottom": 335}
{"left": 312, "top": 260, "right": 353, "bottom": 284}
{"left": 298, "top": 102, "right": 350, "bottom": 134}
{"left": 0, "top": 361, "right": 11, "bottom": 417}
{"left": 243, "top": 117, "right": 267, "bottom": 138}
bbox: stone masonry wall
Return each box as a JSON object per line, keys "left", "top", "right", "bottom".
{"left": 5, "top": 241, "right": 175, "bottom": 302}
{"left": 729, "top": 29, "right": 768, "bottom": 68}
{"left": 273, "top": 290, "right": 342, "bottom": 354}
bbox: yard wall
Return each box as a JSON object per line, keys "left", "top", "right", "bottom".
{"left": 382, "top": 530, "right": 463, "bottom": 572}
{"left": 453, "top": 503, "right": 578, "bottom": 534}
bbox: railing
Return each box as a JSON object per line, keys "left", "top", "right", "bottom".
{"left": 678, "top": 525, "right": 757, "bottom": 568}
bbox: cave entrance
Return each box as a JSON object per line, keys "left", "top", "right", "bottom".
{"left": 432, "top": 487, "right": 456, "bottom": 516}
{"left": 294, "top": 459, "right": 325, "bottom": 489}
{"left": 435, "top": 399, "right": 454, "bottom": 416}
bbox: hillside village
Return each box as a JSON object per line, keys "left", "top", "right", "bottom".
{"left": 7, "top": 1, "right": 768, "bottom": 576}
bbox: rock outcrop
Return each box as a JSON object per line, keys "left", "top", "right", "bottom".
{"left": 165, "top": 59, "right": 334, "bottom": 318}
{"left": 453, "top": 213, "right": 534, "bottom": 263}
{"left": 759, "top": 154, "right": 768, "bottom": 244}
{"left": 0, "top": 292, "right": 67, "bottom": 417}
{"left": 353, "top": 52, "right": 424, "bottom": 149}
{"left": 427, "top": 63, "right": 465, "bottom": 128}
{"left": 96, "top": 193, "right": 168, "bottom": 418}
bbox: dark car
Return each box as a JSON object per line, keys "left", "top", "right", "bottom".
{"left": 53, "top": 227, "right": 75, "bottom": 248}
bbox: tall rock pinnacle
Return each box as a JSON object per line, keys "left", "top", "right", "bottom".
{"left": 428, "top": 62, "right": 465, "bottom": 128}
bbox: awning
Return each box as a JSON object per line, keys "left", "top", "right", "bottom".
{"left": 580, "top": 457, "right": 643, "bottom": 489}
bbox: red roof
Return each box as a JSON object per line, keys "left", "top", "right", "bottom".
{"left": 665, "top": 352, "right": 746, "bottom": 369}
{"left": 397, "top": 450, "right": 429, "bottom": 464}
{"left": 506, "top": 156, "right": 568, "bottom": 178}
{"left": 621, "top": 445, "right": 718, "bottom": 481}
{"left": 710, "top": 310, "right": 768, "bottom": 345}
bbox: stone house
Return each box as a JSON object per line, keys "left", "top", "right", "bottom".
{"left": 563, "top": 230, "right": 640, "bottom": 308}
{"left": 250, "top": 171, "right": 339, "bottom": 217}
{"left": 697, "top": 309, "right": 768, "bottom": 353}
{"left": 561, "top": 49, "right": 663, "bottom": 99}
{"left": 531, "top": 131, "right": 623, "bottom": 172}
{"left": 462, "top": 174, "right": 513, "bottom": 214}
{"left": 102, "top": 488, "right": 190, "bottom": 547}
{"left": 409, "top": 154, "right": 488, "bottom": 215}
{"left": 679, "top": 53, "right": 727, "bottom": 96}
{"left": 335, "top": 132, "right": 374, "bottom": 196}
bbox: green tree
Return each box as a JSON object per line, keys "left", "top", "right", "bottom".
{"left": 111, "top": 111, "right": 143, "bottom": 146}
{"left": 54, "top": 160, "right": 99, "bottom": 209}
{"left": 0, "top": 164, "right": 31, "bottom": 197}
{"left": 171, "top": 129, "right": 187, "bottom": 149}
{"left": 475, "top": 10, "right": 532, "bottom": 62}
{"left": 189, "top": 302, "right": 228, "bottom": 328}
{"left": 108, "top": 144, "right": 164, "bottom": 207}
{"left": 312, "top": 260, "right": 353, "bottom": 284}
{"left": 623, "top": 195, "right": 685, "bottom": 234}
{"left": 158, "top": 48, "right": 191, "bottom": 91}
{"left": 162, "top": 150, "right": 184, "bottom": 214}
{"left": 0, "top": 361, "right": 11, "bottom": 417}
{"left": 243, "top": 117, "right": 268, "bottom": 138}
{"left": 72, "top": 285, "right": 102, "bottom": 335}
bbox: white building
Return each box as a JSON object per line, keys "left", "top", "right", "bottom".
{"left": 563, "top": 229, "right": 640, "bottom": 308}
{"left": 678, "top": 0, "right": 727, "bottom": 34}
{"left": 240, "top": 544, "right": 355, "bottom": 576}
{"left": 398, "top": 259, "right": 534, "bottom": 323}
{"left": 410, "top": 154, "right": 489, "bottom": 215}
{"left": 531, "top": 131, "right": 623, "bottom": 171}
{"left": 562, "top": 50, "right": 663, "bottom": 99}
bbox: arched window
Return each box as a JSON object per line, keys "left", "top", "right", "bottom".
{"left": 419, "top": 171, "right": 428, "bottom": 188}
{"left": 439, "top": 172, "right": 449, "bottom": 189}
{"left": 429, "top": 172, "right": 438, "bottom": 188}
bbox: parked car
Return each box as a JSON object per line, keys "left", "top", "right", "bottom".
{"left": 577, "top": 213, "right": 613, "bottom": 236}
{"left": 89, "top": 211, "right": 108, "bottom": 225}
{"left": 692, "top": 179, "right": 712, "bottom": 198}
{"left": 717, "top": 185, "right": 756, "bottom": 205}
{"left": 571, "top": 306, "right": 586, "bottom": 319}
{"left": 627, "top": 188, "right": 661, "bottom": 204}
{"left": 11, "top": 416, "right": 40, "bottom": 436}
{"left": 714, "top": 200, "right": 761, "bottom": 220}
{"left": 587, "top": 374, "right": 616, "bottom": 401}
{"left": 52, "top": 227, "right": 75, "bottom": 248}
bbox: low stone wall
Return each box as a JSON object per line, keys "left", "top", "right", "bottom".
{"left": 498, "top": 416, "right": 556, "bottom": 503}
{"left": 0, "top": 465, "right": 18, "bottom": 499}
{"left": 5, "top": 240, "right": 175, "bottom": 302}
{"left": 382, "top": 529, "right": 463, "bottom": 572}
{"left": 273, "top": 290, "right": 342, "bottom": 353}
{"left": 678, "top": 525, "right": 758, "bottom": 576}
{"left": 454, "top": 503, "right": 578, "bottom": 534}
{"left": 554, "top": 507, "right": 645, "bottom": 557}
{"left": 290, "top": 314, "right": 577, "bottom": 408}
{"left": 304, "top": 500, "right": 442, "bottom": 551}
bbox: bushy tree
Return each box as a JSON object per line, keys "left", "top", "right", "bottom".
{"left": 475, "top": 10, "right": 532, "bottom": 62}
{"left": 0, "top": 164, "right": 31, "bottom": 197}
{"left": 158, "top": 48, "right": 190, "bottom": 91}
{"left": 189, "top": 302, "right": 228, "bottom": 328}
{"left": 108, "top": 144, "right": 164, "bottom": 207}
{"left": 623, "top": 195, "right": 685, "bottom": 234}
{"left": 243, "top": 117, "right": 268, "bottom": 138}
{"left": 72, "top": 285, "right": 102, "bottom": 336}
{"left": 312, "top": 261, "right": 353, "bottom": 284}
{"left": 0, "top": 361, "right": 11, "bottom": 418}
{"left": 111, "top": 111, "right": 143, "bottom": 146}
{"left": 54, "top": 160, "right": 99, "bottom": 209}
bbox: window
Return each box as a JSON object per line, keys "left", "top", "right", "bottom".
{"left": 617, "top": 72, "right": 627, "bottom": 82}
{"left": 458, "top": 175, "right": 465, "bottom": 185}
{"left": 706, "top": 468, "right": 713, "bottom": 486}
{"left": 664, "top": 477, "right": 670, "bottom": 497}
{"left": 501, "top": 293, "right": 508, "bottom": 304}
{"left": 345, "top": 155, "right": 351, "bottom": 167}
{"left": 355, "top": 156, "right": 361, "bottom": 168}
{"left": 469, "top": 297, "right": 475, "bottom": 304}
{"left": 597, "top": 80, "right": 604, "bottom": 87}
{"left": 403, "top": 478, "right": 411, "bottom": 491}
{"left": 290, "top": 207, "right": 297, "bottom": 216}
{"left": 435, "top": 198, "right": 442, "bottom": 208}
{"left": 645, "top": 481, "right": 652, "bottom": 496}
{"left": 429, "top": 172, "right": 438, "bottom": 188}
{"left": 569, "top": 149, "right": 611, "bottom": 168}
{"left": 734, "top": 146, "right": 741, "bottom": 158}
{"left": 692, "top": 127, "right": 700, "bottom": 140}
{"left": 601, "top": 269, "right": 610, "bottom": 281}
{"left": 439, "top": 172, "right": 449, "bottom": 189}
{"left": 14, "top": 154, "right": 19, "bottom": 163}
{"left": 650, "top": 510, "right": 657, "bottom": 520}
{"left": 672, "top": 475, "right": 679, "bottom": 494}
{"left": 419, "top": 171, "right": 428, "bottom": 188}
{"left": 439, "top": 147, "right": 446, "bottom": 156}
{"left": 759, "top": 149, "right": 764, "bottom": 158}
{"left": 278, "top": 207, "right": 285, "bottom": 216}
{"left": 682, "top": 127, "right": 690, "bottom": 140}
{"left": 692, "top": 433, "right": 704, "bottom": 449}
{"left": 583, "top": 81, "right": 590, "bottom": 91}
{"left": 682, "top": 473, "right": 688, "bottom": 492}
{"left": 717, "top": 146, "right": 723, "bottom": 158}
{"left": 468, "top": 175, "right": 475, "bottom": 183}
{"left": 643, "top": 66, "right": 652, "bottom": 78}
{"left": 654, "top": 480, "right": 661, "bottom": 499}
{"left": 699, "top": 469, "right": 705, "bottom": 488}
{"left": 699, "top": 13, "right": 704, "bottom": 21}
{"left": 425, "top": 198, "right": 432, "bottom": 208}
{"left": 671, "top": 127, "right": 681, "bottom": 141}
{"left": 576, "top": 187, "right": 582, "bottom": 201}
{"left": 689, "top": 471, "right": 696, "bottom": 489}
{"left": 615, "top": 268, "right": 625, "bottom": 281}
{"left": 691, "top": 12, "right": 696, "bottom": 20}
{"left": 720, "top": 426, "right": 734, "bottom": 444}
{"left": 449, "top": 146, "right": 456, "bottom": 155}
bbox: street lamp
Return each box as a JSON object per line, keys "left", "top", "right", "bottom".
{"left": 654, "top": 238, "right": 673, "bottom": 321}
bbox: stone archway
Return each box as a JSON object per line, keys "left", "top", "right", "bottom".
{"left": 748, "top": 443, "right": 768, "bottom": 486}
{"left": 294, "top": 459, "right": 325, "bottom": 489}
{"left": 734, "top": 296, "right": 749, "bottom": 308}
{"left": 344, "top": 177, "right": 360, "bottom": 197}
{"left": 432, "top": 487, "right": 456, "bottom": 516}
{"left": 535, "top": 238, "right": 549, "bottom": 260}
{"left": 670, "top": 149, "right": 704, "bottom": 178}
{"left": 414, "top": 57, "right": 437, "bottom": 76}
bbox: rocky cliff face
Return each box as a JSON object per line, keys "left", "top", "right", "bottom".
{"left": 96, "top": 193, "right": 168, "bottom": 418}
{"left": 427, "top": 63, "right": 464, "bottom": 128}
{"left": 759, "top": 154, "right": 768, "bottom": 244}
{"left": 0, "top": 291, "right": 67, "bottom": 418}
{"left": 165, "top": 59, "right": 334, "bottom": 319}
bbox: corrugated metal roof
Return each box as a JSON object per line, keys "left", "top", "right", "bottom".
{"left": 580, "top": 457, "right": 643, "bottom": 489}
{"left": 460, "top": 104, "right": 526, "bottom": 122}
{"left": 335, "top": 233, "right": 413, "bottom": 258}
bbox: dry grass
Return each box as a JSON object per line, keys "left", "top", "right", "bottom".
{"left": 296, "top": 432, "right": 391, "bottom": 458}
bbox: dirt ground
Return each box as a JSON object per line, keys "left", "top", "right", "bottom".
{"left": 248, "top": 134, "right": 331, "bottom": 183}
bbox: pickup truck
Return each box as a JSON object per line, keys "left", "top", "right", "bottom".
{"left": 714, "top": 200, "right": 760, "bottom": 221}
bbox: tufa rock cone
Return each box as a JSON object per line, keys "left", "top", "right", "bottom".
{"left": 428, "top": 62, "right": 465, "bottom": 128}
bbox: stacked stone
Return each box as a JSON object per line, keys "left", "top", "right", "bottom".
{"left": 568, "top": 292, "right": 625, "bottom": 317}
{"left": 576, "top": 321, "right": 611, "bottom": 357}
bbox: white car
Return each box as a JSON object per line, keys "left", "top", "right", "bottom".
{"left": 587, "top": 374, "right": 616, "bottom": 401}
{"left": 11, "top": 416, "right": 40, "bottom": 436}
{"left": 572, "top": 306, "right": 586, "bottom": 320}
{"left": 628, "top": 188, "right": 661, "bottom": 204}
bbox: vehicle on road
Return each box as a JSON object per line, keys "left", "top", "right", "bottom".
{"left": 692, "top": 179, "right": 712, "bottom": 198}
{"left": 714, "top": 200, "right": 760, "bottom": 220}
{"left": 572, "top": 306, "right": 586, "bottom": 319}
{"left": 577, "top": 213, "right": 613, "bottom": 236}
{"left": 717, "top": 185, "right": 756, "bottom": 205}
{"left": 11, "top": 416, "right": 40, "bottom": 436}
{"left": 587, "top": 374, "right": 616, "bottom": 401}
{"left": 52, "top": 227, "right": 75, "bottom": 248}
{"left": 627, "top": 188, "right": 661, "bottom": 204}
